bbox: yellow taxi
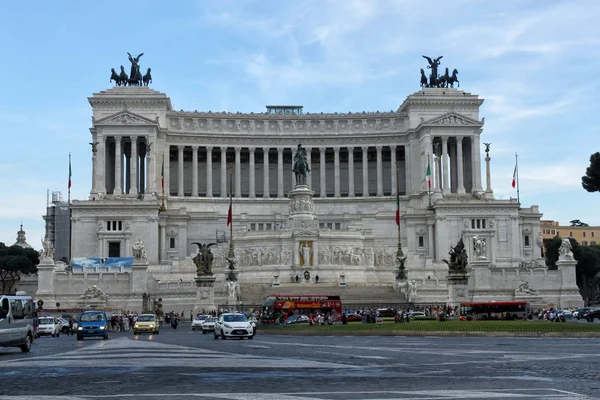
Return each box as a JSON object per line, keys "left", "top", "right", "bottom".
{"left": 132, "top": 314, "right": 160, "bottom": 335}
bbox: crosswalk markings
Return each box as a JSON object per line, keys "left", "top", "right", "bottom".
{"left": 0, "top": 337, "right": 354, "bottom": 369}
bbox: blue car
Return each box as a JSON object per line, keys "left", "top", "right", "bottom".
{"left": 76, "top": 310, "right": 109, "bottom": 340}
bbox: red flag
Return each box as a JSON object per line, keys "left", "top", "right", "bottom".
{"left": 226, "top": 201, "right": 232, "bottom": 226}
{"left": 511, "top": 163, "right": 517, "bottom": 188}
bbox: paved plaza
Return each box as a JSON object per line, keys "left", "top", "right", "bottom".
{"left": 0, "top": 326, "right": 598, "bottom": 399}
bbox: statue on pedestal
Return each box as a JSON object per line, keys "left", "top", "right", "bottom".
{"left": 515, "top": 280, "right": 539, "bottom": 296}
{"left": 292, "top": 144, "right": 310, "bottom": 185}
{"left": 443, "top": 238, "right": 468, "bottom": 274}
{"left": 473, "top": 236, "right": 486, "bottom": 259}
{"left": 132, "top": 239, "right": 148, "bottom": 263}
{"left": 192, "top": 242, "right": 217, "bottom": 276}
{"left": 40, "top": 236, "right": 54, "bottom": 261}
{"left": 558, "top": 238, "right": 574, "bottom": 261}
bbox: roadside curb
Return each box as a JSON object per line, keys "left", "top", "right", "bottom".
{"left": 257, "top": 330, "right": 600, "bottom": 338}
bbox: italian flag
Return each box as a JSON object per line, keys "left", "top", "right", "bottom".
{"left": 68, "top": 156, "right": 72, "bottom": 189}
{"left": 425, "top": 161, "right": 432, "bottom": 188}
{"left": 511, "top": 163, "right": 517, "bottom": 188}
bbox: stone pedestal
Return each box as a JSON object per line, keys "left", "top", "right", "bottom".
{"left": 289, "top": 185, "right": 316, "bottom": 221}
{"left": 514, "top": 295, "right": 544, "bottom": 308}
{"left": 446, "top": 273, "right": 469, "bottom": 309}
{"left": 131, "top": 262, "right": 149, "bottom": 294}
{"left": 193, "top": 275, "right": 217, "bottom": 315}
{"left": 557, "top": 259, "right": 584, "bottom": 308}
{"left": 36, "top": 258, "right": 56, "bottom": 295}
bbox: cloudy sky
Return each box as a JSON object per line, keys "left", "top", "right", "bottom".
{"left": 0, "top": 0, "right": 598, "bottom": 248}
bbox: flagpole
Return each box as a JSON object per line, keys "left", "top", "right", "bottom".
{"left": 395, "top": 162, "right": 403, "bottom": 258}
{"left": 160, "top": 153, "right": 166, "bottom": 212}
{"left": 68, "top": 153, "right": 72, "bottom": 262}
{"left": 515, "top": 152, "right": 520, "bottom": 206}
{"left": 427, "top": 153, "right": 432, "bottom": 209}
{"left": 227, "top": 163, "right": 234, "bottom": 259}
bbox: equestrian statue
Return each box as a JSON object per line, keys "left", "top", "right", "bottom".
{"left": 420, "top": 55, "right": 460, "bottom": 88}
{"left": 110, "top": 53, "right": 153, "bottom": 87}
{"left": 292, "top": 144, "right": 310, "bottom": 186}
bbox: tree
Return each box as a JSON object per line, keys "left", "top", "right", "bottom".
{"left": 0, "top": 243, "right": 39, "bottom": 294}
{"left": 569, "top": 219, "right": 589, "bottom": 227}
{"left": 582, "top": 152, "right": 600, "bottom": 192}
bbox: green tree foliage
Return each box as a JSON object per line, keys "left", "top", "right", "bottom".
{"left": 582, "top": 152, "right": 600, "bottom": 192}
{"left": 544, "top": 237, "right": 600, "bottom": 300}
{"left": 0, "top": 242, "right": 39, "bottom": 294}
{"left": 569, "top": 219, "right": 589, "bottom": 227}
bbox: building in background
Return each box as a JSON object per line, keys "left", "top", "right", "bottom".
{"left": 43, "top": 191, "right": 70, "bottom": 263}
{"left": 541, "top": 220, "right": 600, "bottom": 247}
{"left": 13, "top": 224, "right": 33, "bottom": 249}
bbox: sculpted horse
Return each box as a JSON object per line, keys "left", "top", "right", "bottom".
{"left": 446, "top": 69, "right": 459, "bottom": 88}
{"left": 143, "top": 68, "right": 152, "bottom": 86}
{"left": 437, "top": 68, "right": 451, "bottom": 88}
{"left": 292, "top": 144, "right": 310, "bottom": 185}
{"left": 420, "top": 68, "right": 428, "bottom": 88}
{"left": 119, "top": 66, "right": 129, "bottom": 86}
{"left": 128, "top": 65, "right": 143, "bottom": 86}
{"left": 110, "top": 68, "right": 122, "bottom": 86}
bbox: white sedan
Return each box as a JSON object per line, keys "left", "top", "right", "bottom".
{"left": 191, "top": 315, "right": 209, "bottom": 331}
{"left": 201, "top": 317, "right": 218, "bottom": 334}
{"left": 37, "top": 316, "right": 60, "bottom": 337}
{"left": 214, "top": 313, "right": 254, "bottom": 340}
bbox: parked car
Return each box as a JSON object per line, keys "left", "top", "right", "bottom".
{"left": 37, "top": 316, "right": 60, "bottom": 337}
{"left": 285, "top": 315, "right": 310, "bottom": 325}
{"left": 377, "top": 308, "right": 396, "bottom": 318}
{"left": 76, "top": 310, "right": 109, "bottom": 340}
{"left": 573, "top": 307, "right": 594, "bottom": 319}
{"left": 214, "top": 313, "right": 254, "bottom": 340}
{"left": 0, "top": 292, "right": 35, "bottom": 352}
{"left": 132, "top": 314, "right": 160, "bottom": 335}
{"left": 584, "top": 308, "right": 600, "bottom": 322}
{"left": 55, "top": 317, "right": 70, "bottom": 333}
{"left": 192, "top": 315, "right": 210, "bottom": 331}
{"left": 201, "top": 317, "right": 218, "bottom": 334}
{"left": 408, "top": 311, "right": 426, "bottom": 318}
{"left": 345, "top": 313, "right": 362, "bottom": 322}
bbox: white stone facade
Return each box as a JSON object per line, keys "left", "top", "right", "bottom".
{"left": 34, "top": 86, "right": 583, "bottom": 312}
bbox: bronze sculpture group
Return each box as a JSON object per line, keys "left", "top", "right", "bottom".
{"left": 443, "top": 238, "right": 469, "bottom": 274}
{"left": 192, "top": 242, "right": 217, "bottom": 276}
{"left": 421, "top": 56, "right": 459, "bottom": 89}
{"left": 110, "top": 52, "right": 152, "bottom": 87}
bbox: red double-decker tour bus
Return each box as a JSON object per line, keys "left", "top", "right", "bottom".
{"left": 261, "top": 294, "right": 342, "bottom": 323}
{"left": 460, "top": 301, "right": 530, "bottom": 320}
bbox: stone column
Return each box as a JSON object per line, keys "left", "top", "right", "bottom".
{"left": 485, "top": 149, "right": 493, "bottom": 196}
{"left": 390, "top": 145, "right": 396, "bottom": 196}
{"left": 95, "top": 135, "right": 106, "bottom": 194}
{"left": 428, "top": 223, "right": 434, "bottom": 259}
{"left": 472, "top": 134, "right": 483, "bottom": 192}
{"left": 164, "top": 146, "right": 170, "bottom": 196}
{"left": 114, "top": 136, "right": 122, "bottom": 195}
{"left": 435, "top": 152, "right": 442, "bottom": 192}
{"left": 159, "top": 222, "right": 166, "bottom": 263}
{"left": 442, "top": 136, "right": 450, "bottom": 194}
{"left": 306, "top": 148, "right": 312, "bottom": 189}
{"left": 235, "top": 147, "right": 241, "bottom": 198}
{"left": 277, "top": 148, "right": 284, "bottom": 198}
{"left": 362, "top": 146, "right": 369, "bottom": 197}
{"left": 319, "top": 148, "right": 326, "bottom": 197}
{"left": 333, "top": 147, "right": 340, "bottom": 197}
{"left": 192, "top": 145, "right": 199, "bottom": 197}
{"left": 177, "top": 145, "right": 185, "bottom": 196}
{"left": 139, "top": 147, "right": 145, "bottom": 195}
{"left": 206, "top": 146, "right": 213, "bottom": 197}
{"left": 456, "top": 136, "right": 465, "bottom": 194}
{"left": 129, "top": 136, "right": 138, "bottom": 196}
{"left": 376, "top": 145, "right": 383, "bottom": 196}
{"left": 293, "top": 240, "right": 300, "bottom": 268}
{"left": 220, "top": 147, "right": 227, "bottom": 198}
{"left": 125, "top": 152, "right": 130, "bottom": 194}
{"left": 263, "top": 147, "right": 270, "bottom": 198}
{"left": 147, "top": 138, "right": 155, "bottom": 194}
{"left": 249, "top": 147, "right": 256, "bottom": 198}
{"left": 348, "top": 147, "right": 355, "bottom": 197}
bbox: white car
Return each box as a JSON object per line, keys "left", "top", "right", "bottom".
{"left": 201, "top": 317, "right": 218, "bottom": 334}
{"left": 214, "top": 313, "right": 254, "bottom": 340}
{"left": 55, "top": 317, "right": 70, "bottom": 333}
{"left": 192, "top": 315, "right": 210, "bottom": 330}
{"left": 37, "top": 316, "right": 60, "bottom": 337}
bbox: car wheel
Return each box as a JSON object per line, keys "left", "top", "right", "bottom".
{"left": 103, "top": 334, "right": 108, "bottom": 340}
{"left": 248, "top": 335, "right": 253, "bottom": 340}
{"left": 213, "top": 331, "right": 219, "bottom": 340}
{"left": 202, "top": 330, "right": 207, "bottom": 334}
{"left": 156, "top": 330, "right": 160, "bottom": 335}
{"left": 221, "top": 331, "right": 227, "bottom": 340}
{"left": 57, "top": 331, "right": 60, "bottom": 337}
{"left": 192, "top": 327, "right": 195, "bottom": 331}
{"left": 77, "top": 335, "right": 82, "bottom": 341}
{"left": 20, "top": 334, "right": 32, "bottom": 353}
{"left": 52, "top": 333, "right": 56, "bottom": 337}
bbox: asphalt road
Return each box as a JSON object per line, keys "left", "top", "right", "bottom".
{"left": 0, "top": 323, "right": 599, "bottom": 399}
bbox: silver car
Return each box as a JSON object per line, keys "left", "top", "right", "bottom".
{"left": 201, "top": 317, "right": 218, "bottom": 334}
